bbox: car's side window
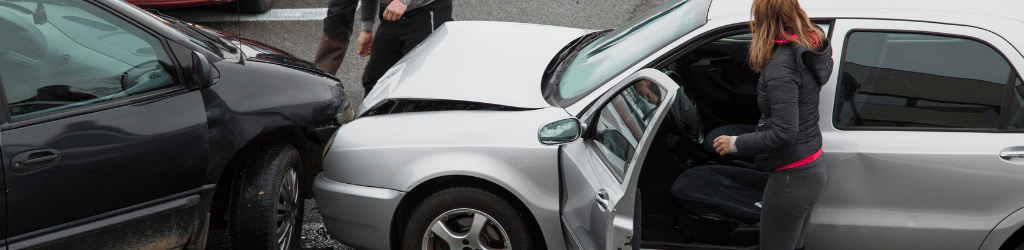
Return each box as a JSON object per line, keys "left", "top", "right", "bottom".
{"left": 0, "top": 1, "right": 177, "bottom": 121}
{"left": 834, "top": 32, "right": 1013, "bottom": 129}
{"left": 590, "top": 80, "right": 665, "bottom": 180}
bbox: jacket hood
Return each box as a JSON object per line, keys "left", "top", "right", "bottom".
{"left": 791, "top": 39, "right": 834, "bottom": 85}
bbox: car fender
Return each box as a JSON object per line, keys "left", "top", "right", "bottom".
{"left": 201, "top": 60, "right": 345, "bottom": 184}
{"left": 979, "top": 206, "right": 1024, "bottom": 250}
{"left": 323, "top": 107, "right": 574, "bottom": 250}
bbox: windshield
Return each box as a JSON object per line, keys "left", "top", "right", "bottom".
{"left": 555, "top": 0, "right": 710, "bottom": 106}
{"left": 147, "top": 13, "right": 222, "bottom": 55}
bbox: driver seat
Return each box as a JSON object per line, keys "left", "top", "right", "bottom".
{"left": 671, "top": 165, "right": 767, "bottom": 245}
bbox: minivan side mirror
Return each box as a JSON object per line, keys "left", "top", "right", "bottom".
{"left": 191, "top": 51, "right": 216, "bottom": 89}
{"left": 539, "top": 118, "right": 581, "bottom": 145}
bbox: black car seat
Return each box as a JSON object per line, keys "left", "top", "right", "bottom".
{"left": 671, "top": 165, "right": 767, "bottom": 245}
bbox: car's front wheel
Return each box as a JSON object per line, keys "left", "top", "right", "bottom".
{"left": 238, "top": 0, "right": 273, "bottom": 14}
{"left": 403, "top": 187, "right": 535, "bottom": 250}
{"left": 228, "top": 142, "right": 304, "bottom": 250}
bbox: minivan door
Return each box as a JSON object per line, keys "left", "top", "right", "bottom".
{"left": 560, "top": 69, "right": 678, "bottom": 250}
{"left": 0, "top": 1, "right": 208, "bottom": 248}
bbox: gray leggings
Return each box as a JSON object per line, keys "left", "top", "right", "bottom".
{"left": 760, "top": 158, "right": 829, "bottom": 250}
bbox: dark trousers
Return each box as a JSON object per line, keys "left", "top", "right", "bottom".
{"left": 361, "top": 0, "right": 452, "bottom": 96}
{"left": 760, "top": 158, "right": 828, "bottom": 250}
{"left": 314, "top": 0, "right": 357, "bottom": 75}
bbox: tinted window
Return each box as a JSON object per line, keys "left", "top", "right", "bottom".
{"left": 834, "top": 32, "right": 1011, "bottom": 129}
{"left": 0, "top": 1, "right": 177, "bottom": 120}
{"left": 591, "top": 80, "right": 664, "bottom": 180}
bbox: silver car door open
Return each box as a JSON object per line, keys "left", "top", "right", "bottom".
{"left": 560, "top": 69, "right": 679, "bottom": 250}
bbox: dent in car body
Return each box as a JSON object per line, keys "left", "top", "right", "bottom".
{"left": 200, "top": 59, "right": 344, "bottom": 184}
{"left": 359, "top": 21, "right": 591, "bottom": 114}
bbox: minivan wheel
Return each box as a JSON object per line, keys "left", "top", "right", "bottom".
{"left": 228, "top": 142, "right": 304, "bottom": 250}
{"left": 238, "top": 0, "right": 273, "bottom": 14}
{"left": 403, "top": 187, "right": 535, "bottom": 250}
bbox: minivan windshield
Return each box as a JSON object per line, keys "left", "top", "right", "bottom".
{"left": 554, "top": 0, "right": 710, "bottom": 106}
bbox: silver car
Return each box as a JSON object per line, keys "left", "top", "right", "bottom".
{"left": 314, "top": 0, "right": 1024, "bottom": 249}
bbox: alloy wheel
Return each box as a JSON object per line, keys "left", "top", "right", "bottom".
{"left": 275, "top": 168, "right": 298, "bottom": 250}
{"left": 421, "top": 208, "right": 511, "bottom": 250}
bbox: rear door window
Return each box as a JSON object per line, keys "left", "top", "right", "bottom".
{"left": 834, "top": 32, "right": 1015, "bottom": 129}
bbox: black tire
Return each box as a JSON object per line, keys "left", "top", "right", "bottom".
{"left": 228, "top": 142, "right": 304, "bottom": 250}
{"left": 238, "top": 0, "right": 273, "bottom": 14}
{"left": 403, "top": 187, "right": 535, "bottom": 250}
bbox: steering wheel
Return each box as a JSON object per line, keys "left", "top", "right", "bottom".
{"left": 666, "top": 71, "right": 704, "bottom": 144}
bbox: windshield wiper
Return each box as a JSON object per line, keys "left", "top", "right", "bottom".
{"left": 183, "top": 24, "right": 238, "bottom": 53}
{"left": 155, "top": 12, "right": 237, "bottom": 54}
{"left": 541, "top": 29, "right": 611, "bottom": 98}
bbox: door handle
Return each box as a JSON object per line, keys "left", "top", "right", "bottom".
{"left": 596, "top": 189, "right": 610, "bottom": 212}
{"left": 11, "top": 149, "right": 61, "bottom": 173}
{"left": 1000, "top": 151, "right": 1024, "bottom": 160}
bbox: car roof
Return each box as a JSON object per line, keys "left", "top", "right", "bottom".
{"left": 708, "top": 0, "right": 1024, "bottom": 24}
{"left": 706, "top": 0, "right": 1024, "bottom": 57}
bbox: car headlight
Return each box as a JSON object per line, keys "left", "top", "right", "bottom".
{"left": 336, "top": 99, "right": 356, "bottom": 125}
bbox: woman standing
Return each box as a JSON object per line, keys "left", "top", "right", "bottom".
{"left": 711, "top": 0, "right": 833, "bottom": 249}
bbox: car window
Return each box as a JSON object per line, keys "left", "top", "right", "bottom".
{"left": 0, "top": 1, "right": 177, "bottom": 121}
{"left": 557, "top": 0, "right": 708, "bottom": 106}
{"left": 834, "top": 32, "right": 1012, "bottom": 129}
{"left": 720, "top": 23, "right": 831, "bottom": 42}
{"left": 590, "top": 80, "right": 664, "bottom": 180}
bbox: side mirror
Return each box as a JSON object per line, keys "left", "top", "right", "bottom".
{"left": 539, "top": 118, "right": 581, "bottom": 145}
{"left": 191, "top": 51, "right": 216, "bottom": 88}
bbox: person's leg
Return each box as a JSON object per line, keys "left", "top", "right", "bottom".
{"left": 360, "top": 20, "right": 405, "bottom": 96}
{"left": 398, "top": 0, "right": 452, "bottom": 54}
{"left": 703, "top": 124, "right": 756, "bottom": 153}
{"left": 794, "top": 159, "right": 828, "bottom": 248}
{"left": 314, "top": 0, "right": 356, "bottom": 75}
{"left": 314, "top": 35, "right": 350, "bottom": 75}
{"left": 759, "top": 160, "right": 828, "bottom": 250}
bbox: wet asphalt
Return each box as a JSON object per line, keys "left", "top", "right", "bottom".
{"left": 158, "top": 0, "right": 666, "bottom": 249}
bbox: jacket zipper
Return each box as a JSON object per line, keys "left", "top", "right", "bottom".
{"left": 430, "top": 11, "right": 435, "bottom": 31}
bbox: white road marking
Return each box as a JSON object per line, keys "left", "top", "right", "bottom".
{"left": 168, "top": 8, "right": 329, "bottom": 22}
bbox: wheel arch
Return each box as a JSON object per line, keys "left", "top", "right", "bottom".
{"left": 208, "top": 125, "right": 329, "bottom": 227}
{"left": 390, "top": 175, "right": 551, "bottom": 250}
{"left": 981, "top": 206, "right": 1024, "bottom": 250}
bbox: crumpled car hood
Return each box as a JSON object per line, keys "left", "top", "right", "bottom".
{"left": 360, "top": 21, "right": 592, "bottom": 114}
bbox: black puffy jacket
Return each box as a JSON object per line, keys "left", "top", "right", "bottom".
{"left": 734, "top": 39, "right": 833, "bottom": 171}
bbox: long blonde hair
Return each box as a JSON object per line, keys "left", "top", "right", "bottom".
{"left": 748, "top": 0, "right": 823, "bottom": 72}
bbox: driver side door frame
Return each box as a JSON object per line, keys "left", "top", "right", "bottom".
{"left": 560, "top": 69, "right": 679, "bottom": 250}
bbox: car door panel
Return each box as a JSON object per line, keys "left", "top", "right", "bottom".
{"left": 561, "top": 69, "right": 678, "bottom": 250}
{"left": 0, "top": 1, "right": 209, "bottom": 247}
{"left": 1, "top": 91, "right": 208, "bottom": 248}
{"left": 809, "top": 19, "right": 1024, "bottom": 250}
